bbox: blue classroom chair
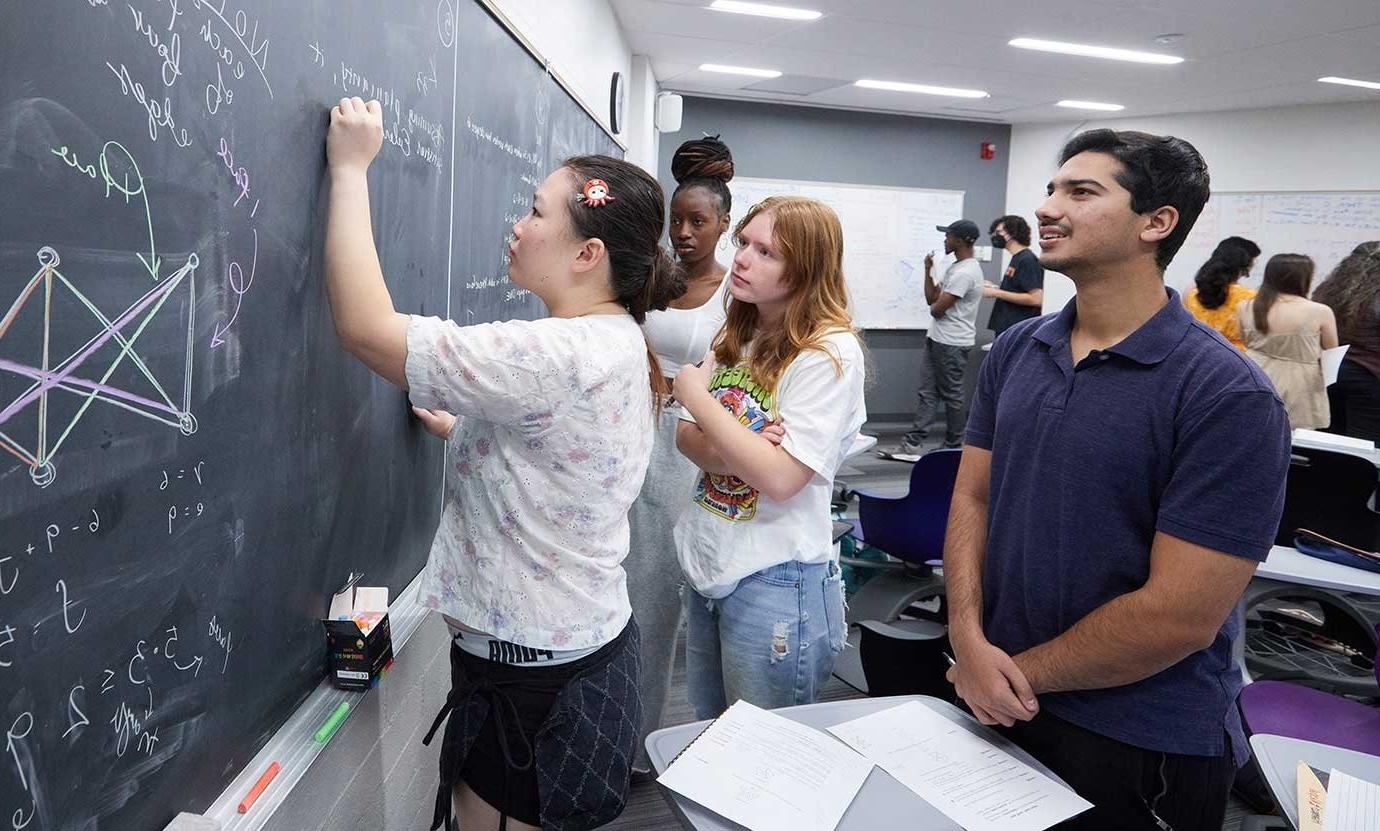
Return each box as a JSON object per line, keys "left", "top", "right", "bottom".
{"left": 843, "top": 448, "right": 961, "bottom": 626}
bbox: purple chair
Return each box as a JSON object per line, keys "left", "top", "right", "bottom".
{"left": 842, "top": 448, "right": 961, "bottom": 625}
{"left": 1238, "top": 623, "right": 1380, "bottom": 757}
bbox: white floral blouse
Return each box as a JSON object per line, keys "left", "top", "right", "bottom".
{"left": 405, "top": 313, "right": 654, "bottom": 650}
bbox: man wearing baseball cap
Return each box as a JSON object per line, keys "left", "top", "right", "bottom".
{"left": 899, "top": 219, "right": 985, "bottom": 453}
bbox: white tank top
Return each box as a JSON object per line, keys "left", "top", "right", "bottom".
{"left": 642, "top": 274, "right": 730, "bottom": 378}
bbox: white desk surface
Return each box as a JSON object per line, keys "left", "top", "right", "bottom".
{"left": 1291, "top": 430, "right": 1380, "bottom": 467}
{"left": 1260, "top": 431, "right": 1379, "bottom": 595}
{"left": 1257, "top": 545, "right": 1380, "bottom": 597}
{"left": 845, "top": 433, "right": 878, "bottom": 460}
{"left": 646, "top": 695, "right": 1071, "bottom": 831}
{"left": 1251, "top": 734, "right": 1380, "bottom": 830}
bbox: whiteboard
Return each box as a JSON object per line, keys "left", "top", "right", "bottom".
{"left": 722, "top": 176, "right": 966, "bottom": 329}
{"left": 1167, "top": 191, "right": 1380, "bottom": 294}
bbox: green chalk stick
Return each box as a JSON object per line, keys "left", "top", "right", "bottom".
{"left": 314, "top": 702, "right": 350, "bottom": 743}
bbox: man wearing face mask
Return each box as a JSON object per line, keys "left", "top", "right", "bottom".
{"left": 984, "top": 215, "right": 1045, "bottom": 337}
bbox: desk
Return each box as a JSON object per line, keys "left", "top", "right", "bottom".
{"left": 646, "top": 695, "right": 1071, "bottom": 831}
{"left": 1250, "top": 734, "right": 1380, "bottom": 830}
{"left": 1292, "top": 429, "right": 1380, "bottom": 468}
{"left": 1256, "top": 545, "right": 1380, "bottom": 597}
{"left": 846, "top": 433, "right": 878, "bottom": 460}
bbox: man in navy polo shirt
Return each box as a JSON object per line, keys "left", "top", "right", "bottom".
{"left": 943, "top": 129, "right": 1290, "bottom": 830}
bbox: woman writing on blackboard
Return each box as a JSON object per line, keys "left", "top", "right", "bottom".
{"left": 672, "top": 196, "right": 866, "bottom": 718}
{"left": 323, "top": 97, "right": 685, "bottom": 831}
{"left": 624, "top": 136, "right": 737, "bottom": 772}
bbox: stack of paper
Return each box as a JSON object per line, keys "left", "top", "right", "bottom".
{"left": 658, "top": 699, "right": 1093, "bottom": 831}
{"left": 1319, "top": 768, "right": 1380, "bottom": 831}
{"left": 1321, "top": 345, "right": 1350, "bottom": 387}
{"left": 657, "top": 701, "right": 873, "bottom": 831}
{"left": 828, "top": 702, "right": 1091, "bottom": 831}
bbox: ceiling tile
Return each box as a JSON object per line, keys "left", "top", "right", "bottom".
{"left": 744, "top": 75, "right": 850, "bottom": 95}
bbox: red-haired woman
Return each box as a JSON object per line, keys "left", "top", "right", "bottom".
{"left": 671, "top": 196, "right": 866, "bottom": 718}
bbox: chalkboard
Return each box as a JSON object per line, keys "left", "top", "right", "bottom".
{"left": 0, "top": 1, "right": 620, "bottom": 828}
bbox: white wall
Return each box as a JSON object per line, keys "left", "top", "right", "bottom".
{"left": 625, "top": 55, "right": 660, "bottom": 173}
{"left": 486, "top": 0, "right": 660, "bottom": 171}
{"left": 1005, "top": 101, "right": 1380, "bottom": 312}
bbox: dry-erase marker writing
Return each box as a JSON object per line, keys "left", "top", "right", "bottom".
{"left": 237, "top": 761, "right": 281, "bottom": 814}
{"left": 314, "top": 701, "right": 350, "bottom": 742}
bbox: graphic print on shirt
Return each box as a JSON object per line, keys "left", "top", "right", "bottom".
{"left": 694, "top": 365, "right": 776, "bottom": 521}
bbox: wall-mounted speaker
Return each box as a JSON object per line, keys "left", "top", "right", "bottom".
{"left": 655, "top": 92, "right": 683, "bottom": 133}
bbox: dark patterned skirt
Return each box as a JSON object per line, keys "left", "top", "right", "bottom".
{"left": 424, "top": 619, "right": 642, "bottom": 830}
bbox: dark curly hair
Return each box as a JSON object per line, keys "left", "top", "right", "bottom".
{"left": 989, "top": 215, "right": 1031, "bottom": 246}
{"left": 1193, "top": 246, "right": 1253, "bottom": 309}
{"left": 1313, "top": 240, "right": 1380, "bottom": 342}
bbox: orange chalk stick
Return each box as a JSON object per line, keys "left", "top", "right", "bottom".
{"left": 237, "top": 761, "right": 281, "bottom": 814}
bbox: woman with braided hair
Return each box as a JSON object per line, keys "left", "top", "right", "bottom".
{"left": 667, "top": 134, "right": 735, "bottom": 311}
{"left": 623, "top": 135, "right": 740, "bottom": 773}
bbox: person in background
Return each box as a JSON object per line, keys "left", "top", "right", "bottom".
{"left": 898, "top": 219, "right": 984, "bottom": 454}
{"left": 1239, "top": 254, "right": 1338, "bottom": 430}
{"left": 673, "top": 196, "right": 866, "bottom": 719}
{"left": 1183, "top": 237, "right": 1260, "bottom": 349}
{"left": 983, "top": 215, "right": 1045, "bottom": 336}
{"left": 1313, "top": 240, "right": 1380, "bottom": 442}
{"left": 945, "top": 129, "right": 1289, "bottom": 829}
{"left": 625, "top": 135, "right": 736, "bottom": 774}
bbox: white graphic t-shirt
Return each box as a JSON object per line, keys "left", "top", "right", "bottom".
{"left": 406, "top": 313, "right": 654, "bottom": 650}
{"left": 674, "top": 331, "right": 867, "bottom": 597}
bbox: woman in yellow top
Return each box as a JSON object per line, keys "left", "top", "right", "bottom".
{"left": 1183, "top": 237, "right": 1259, "bottom": 349}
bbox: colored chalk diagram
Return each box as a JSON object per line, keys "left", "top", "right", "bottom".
{"left": 0, "top": 245, "right": 199, "bottom": 488}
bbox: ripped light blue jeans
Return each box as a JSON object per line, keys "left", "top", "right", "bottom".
{"left": 684, "top": 560, "right": 847, "bottom": 720}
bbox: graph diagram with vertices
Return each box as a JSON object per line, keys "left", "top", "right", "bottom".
{"left": 0, "top": 142, "right": 200, "bottom": 488}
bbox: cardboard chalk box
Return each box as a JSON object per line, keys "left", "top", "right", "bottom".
{"left": 323, "top": 585, "right": 393, "bottom": 690}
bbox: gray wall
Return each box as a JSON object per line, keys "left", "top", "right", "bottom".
{"left": 658, "top": 96, "right": 1012, "bottom": 420}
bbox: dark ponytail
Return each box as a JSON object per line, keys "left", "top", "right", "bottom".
{"left": 561, "top": 155, "right": 688, "bottom": 402}
{"left": 645, "top": 248, "right": 688, "bottom": 316}
{"left": 671, "top": 135, "right": 734, "bottom": 216}
{"left": 1193, "top": 246, "right": 1252, "bottom": 309}
{"left": 638, "top": 249, "right": 690, "bottom": 399}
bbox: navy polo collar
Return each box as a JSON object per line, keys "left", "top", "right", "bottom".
{"left": 1032, "top": 286, "right": 1193, "bottom": 366}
